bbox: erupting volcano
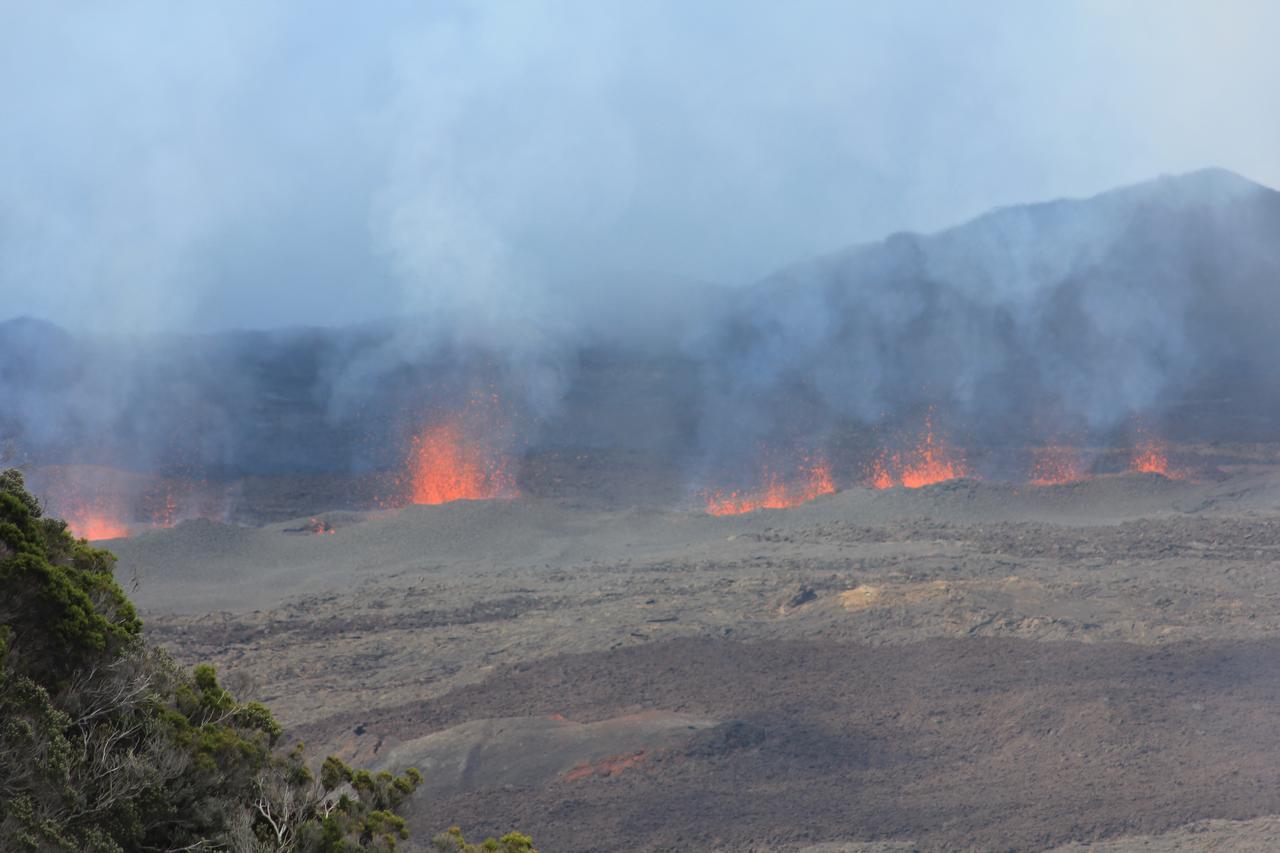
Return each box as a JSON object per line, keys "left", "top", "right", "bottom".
{"left": 866, "top": 415, "right": 968, "bottom": 489}
{"left": 703, "top": 457, "right": 835, "bottom": 515}
{"left": 405, "top": 401, "right": 519, "bottom": 505}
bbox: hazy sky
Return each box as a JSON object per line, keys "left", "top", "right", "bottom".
{"left": 1, "top": 1, "right": 1277, "bottom": 332}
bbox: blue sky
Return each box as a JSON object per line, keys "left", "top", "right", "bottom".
{"left": 1, "top": 1, "right": 1277, "bottom": 332}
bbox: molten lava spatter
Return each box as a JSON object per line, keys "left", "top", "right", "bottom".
{"left": 406, "top": 410, "right": 518, "bottom": 506}
{"left": 34, "top": 465, "right": 132, "bottom": 540}
{"left": 69, "top": 512, "right": 130, "bottom": 541}
{"left": 150, "top": 486, "right": 178, "bottom": 528}
{"left": 1130, "top": 434, "right": 1179, "bottom": 478}
{"left": 704, "top": 458, "right": 835, "bottom": 516}
{"left": 867, "top": 458, "right": 895, "bottom": 490}
{"left": 1029, "top": 446, "right": 1088, "bottom": 486}
{"left": 62, "top": 491, "right": 130, "bottom": 540}
{"left": 867, "top": 416, "right": 967, "bottom": 489}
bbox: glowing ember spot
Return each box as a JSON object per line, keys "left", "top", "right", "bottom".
{"left": 1130, "top": 434, "right": 1178, "bottom": 478}
{"left": 1029, "top": 446, "right": 1088, "bottom": 486}
{"left": 407, "top": 417, "right": 518, "bottom": 505}
{"left": 151, "top": 487, "right": 178, "bottom": 528}
{"left": 867, "top": 415, "right": 967, "bottom": 489}
{"left": 704, "top": 458, "right": 836, "bottom": 516}
{"left": 308, "top": 517, "right": 335, "bottom": 535}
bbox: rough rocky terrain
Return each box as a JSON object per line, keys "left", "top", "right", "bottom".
{"left": 94, "top": 459, "right": 1280, "bottom": 851}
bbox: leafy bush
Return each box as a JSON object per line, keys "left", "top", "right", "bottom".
{"left": 431, "top": 826, "right": 539, "bottom": 853}
{"left": 0, "top": 468, "right": 442, "bottom": 851}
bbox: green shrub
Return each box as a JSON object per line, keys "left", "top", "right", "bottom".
{"left": 0, "top": 468, "right": 450, "bottom": 851}
{"left": 431, "top": 826, "right": 539, "bottom": 853}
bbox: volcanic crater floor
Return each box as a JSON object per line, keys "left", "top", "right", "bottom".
{"left": 108, "top": 465, "right": 1280, "bottom": 851}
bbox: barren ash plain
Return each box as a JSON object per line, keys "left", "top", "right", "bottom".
{"left": 64, "top": 449, "right": 1280, "bottom": 852}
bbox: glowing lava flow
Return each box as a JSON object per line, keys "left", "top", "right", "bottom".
{"left": 1028, "top": 446, "right": 1088, "bottom": 486}
{"left": 704, "top": 459, "right": 836, "bottom": 516}
{"left": 867, "top": 417, "right": 967, "bottom": 489}
{"left": 407, "top": 416, "right": 518, "bottom": 505}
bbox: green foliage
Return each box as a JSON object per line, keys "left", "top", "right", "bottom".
{"left": 0, "top": 469, "right": 461, "bottom": 852}
{"left": 0, "top": 469, "right": 41, "bottom": 518}
{"left": 431, "top": 826, "right": 540, "bottom": 853}
{"left": 0, "top": 470, "right": 140, "bottom": 684}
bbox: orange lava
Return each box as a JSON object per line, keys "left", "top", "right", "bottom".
{"left": 407, "top": 409, "right": 518, "bottom": 506}
{"left": 151, "top": 486, "right": 178, "bottom": 528}
{"left": 562, "top": 751, "right": 650, "bottom": 782}
{"left": 867, "top": 416, "right": 967, "bottom": 489}
{"left": 704, "top": 458, "right": 836, "bottom": 516}
{"left": 1130, "top": 434, "right": 1179, "bottom": 478}
{"left": 1029, "top": 446, "right": 1088, "bottom": 486}
{"left": 68, "top": 512, "right": 130, "bottom": 541}
{"left": 867, "top": 458, "right": 895, "bottom": 490}
{"left": 32, "top": 465, "right": 133, "bottom": 541}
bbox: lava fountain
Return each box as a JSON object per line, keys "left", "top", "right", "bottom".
{"left": 405, "top": 400, "right": 519, "bottom": 505}
{"left": 704, "top": 457, "right": 836, "bottom": 515}
{"left": 69, "top": 510, "right": 130, "bottom": 541}
{"left": 1130, "top": 432, "right": 1180, "bottom": 478}
{"left": 867, "top": 414, "right": 968, "bottom": 489}
{"left": 32, "top": 464, "right": 132, "bottom": 541}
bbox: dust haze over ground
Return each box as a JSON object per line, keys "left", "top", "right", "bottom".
{"left": 8, "top": 3, "right": 1280, "bottom": 851}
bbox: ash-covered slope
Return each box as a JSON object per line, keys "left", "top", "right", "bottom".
{"left": 697, "top": 168, "right": 1280, "bottom": 459}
